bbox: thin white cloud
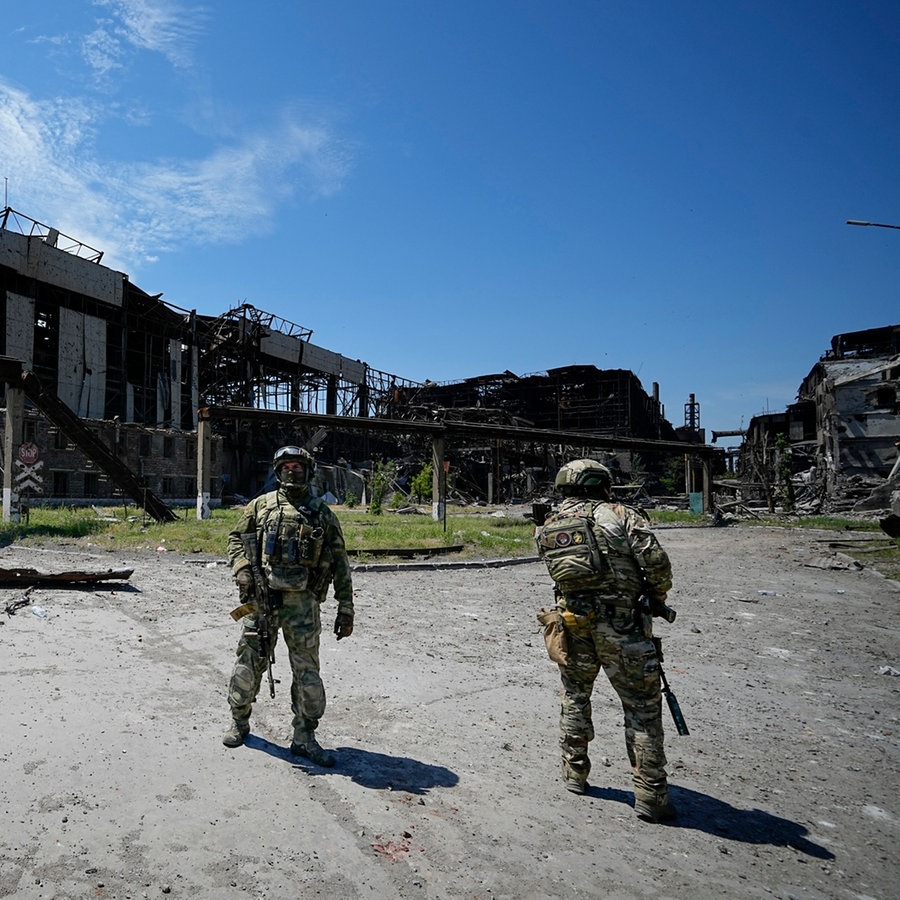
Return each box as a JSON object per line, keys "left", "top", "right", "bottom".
{"left": 0, "top": 82, "right": 99, "bottom": 171}
{"left": 117, "top": 127, "right": 344, "bottom": 252}
{"left": 93, "top": 0, "right": 205, "bottom": 69}
{"left": 28, "top": 33, "right": 69, "bottom": 48}
{"left": 82, "top": 25, "right": 126, "bottom": 79}
{"left": 0, "top": 80, "right": 351, "bottom": 272}
{"left": 26, "top": 2, "right": 204, "bottom": 82}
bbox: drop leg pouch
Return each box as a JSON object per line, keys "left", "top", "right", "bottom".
{"left": 537, "top": 607, "right": 570, "bottom": 666}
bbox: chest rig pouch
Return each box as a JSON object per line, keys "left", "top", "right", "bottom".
{"left": 535, "top": 501, "right": 608, "bottom": 592}
{"left": 259, "top": 494, "right": 325, "bottom": 592}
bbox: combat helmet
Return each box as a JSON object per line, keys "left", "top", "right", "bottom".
{"left": 554, "top": 459, "right": 611, "bottom": 498}
{"left": 273, "top": 445, "right": 316, "bottom": 487}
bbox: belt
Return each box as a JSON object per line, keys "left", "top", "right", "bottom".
{"left": 563, "top": 590, "right": 634, "bottom": 610}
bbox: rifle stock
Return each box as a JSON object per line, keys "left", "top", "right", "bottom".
{"left": 240, "top": 532, "right": 277, "bottom": 699}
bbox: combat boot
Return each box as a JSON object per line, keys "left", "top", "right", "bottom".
{"left": 222, "top": 720, "right": 250, "bottom": 748}
{"left": 634, "top": 791, "right": 677, "bottom": 823}
{"left": 561, "top": 759, "right": 588, "bottom": 795}
{"left": 290, "top": 728, "right": 335, "bottom": 767}
{"left": 564, "top": 776, "right": 587, "bottom": 795}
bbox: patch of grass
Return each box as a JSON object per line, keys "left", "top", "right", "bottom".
{"left": 644, "top": 509, "right": 700, "bottom": 525}
{"left": 96, "top": 507, "right": 245, "bottom": 554}
{"left": 857, "top": 545, "right": 900, "bottom": 581}
{"left": 1, "top": 505, "right": 247, "bottom": 554}
{"left": 2, "top": 504, "right": 537, "bottom": 559}
{"left": 335, "top": 505, "right": 536, "bottom": 559}
{"left": 0, "top": 506, "right": 108, "bottom": 546}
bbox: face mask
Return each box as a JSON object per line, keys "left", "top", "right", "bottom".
{"left": 279, "top": 466, "right": 306, "bottom": 486}
{"left": 281, "top": 481, "right": 311, "bottom": 502}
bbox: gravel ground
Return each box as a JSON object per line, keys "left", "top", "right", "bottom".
{"left": 1, "top": 522, "right": 898, "bottom": 899}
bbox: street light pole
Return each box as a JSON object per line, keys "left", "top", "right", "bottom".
{"left": 846, "top": 219, "right": 900, "bottom": 230}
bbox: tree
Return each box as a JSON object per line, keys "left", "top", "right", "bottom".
{"left": 368, "top": 460, "right": 395, "bottom": 516}
{"left": 410, "top": 462, "right": 433, "bottom": 503}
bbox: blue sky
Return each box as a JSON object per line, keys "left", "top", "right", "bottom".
{"left": 2, "top": 1, "right": 899, "bottom": 442}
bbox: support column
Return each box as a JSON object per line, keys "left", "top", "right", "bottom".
{"left": 431, "top": 436, "right": 445, "bottom": 523}
{"left": 3, "top": 385, "right": 24, "bottom": 522}
{"left": 702, "top": 455, "right": 712, "bottom": 514}
{"left": 196, "top": 415, "right": 212, "bottom": 520}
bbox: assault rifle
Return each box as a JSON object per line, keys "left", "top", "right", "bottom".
{"left": 639, "top": 587, "right": 690, "bottom": 736}
{"left": 238, "top": 531, "right": 277, "bottom": 699}
{"left": 651, "top": 633, "right": 690, "bottom": 736}
{"left": 641, "top": 592, "right": 677, "bottom": 624}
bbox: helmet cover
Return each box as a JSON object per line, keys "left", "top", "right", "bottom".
{"left": 554, "top": 459, "right": 611, "bottom": 495}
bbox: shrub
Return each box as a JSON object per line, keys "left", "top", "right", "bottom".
{"left": 410, "top": 462, "right": 433, "bottom": 503}
{"left": 369, "top": 460, "right": 395, "bottom": 516}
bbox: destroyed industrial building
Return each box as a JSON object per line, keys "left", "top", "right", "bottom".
{"left": 1, "top": 206, "right": 895, "bottom": 521}
{"left": 741, "top": 325, "right": 900, "bottom": 515}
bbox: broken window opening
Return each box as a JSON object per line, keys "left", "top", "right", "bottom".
{"left": 52, "top": 471, "right": 70, "bottom": 497}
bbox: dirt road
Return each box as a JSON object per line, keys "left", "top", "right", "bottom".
{"left": 1, "top": 522, "right": 898, "bottom": 899}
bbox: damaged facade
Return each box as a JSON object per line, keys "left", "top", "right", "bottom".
{"left": 742, "top": 325, "right": 900, "bottom": 514}
{"left": 2, "top": 208, "right": 704, "bottom": 510}
{"left": 399, "top": 367, "right": 694, "bottom": 500}
{"left": 0, "top": 209, "right": 419, "bottom": 506}
{"left": 401, "top": 366, "right": 678, "bottom": 439}
{"left": 0, "top": 209, "right": 211, "bottom": 508}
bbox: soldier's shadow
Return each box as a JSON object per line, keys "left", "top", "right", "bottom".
{"left": 588, "top": 784, "right": 834, "bottom": 859}
{"left": 245, "top": 737, "right": 458, "bottom": 795}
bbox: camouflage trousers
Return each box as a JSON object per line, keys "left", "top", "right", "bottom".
{"left": 227, "top": 591, "right": 326, "bottom": 734}
{"left": 557, "top": 607, "right": 668, "bottom": 799}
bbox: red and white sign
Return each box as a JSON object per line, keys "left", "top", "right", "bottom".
{"left": 18, "top": 442, "right": 39, "bottom": 465}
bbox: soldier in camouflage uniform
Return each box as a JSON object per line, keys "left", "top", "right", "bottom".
{"left": 536, "top": 459, "right": 676, "bottom": 822}
{"left": 222, "top": 446, "right": 354, "bottom": 767}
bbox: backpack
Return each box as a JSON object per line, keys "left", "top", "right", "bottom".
{"left": 535, "top": 504, "right": 608, "bottom": 591}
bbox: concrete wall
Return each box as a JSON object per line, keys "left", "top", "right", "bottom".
{"left": 830, "top": 372, "right": 899, "bottom": 475}
{"left": 58, "top": 306, "right": 107, "bottom": 418}
{"left": 258, "top": 332, "right": 367, "bottom": 385}
{"left": 2, "top": 223, "right": 201, "bottom": 429}
{"left": 6, "top": 292, "right": 34, "bottom": 364}
{"left": 301, "top": 341, "right": 366, "bottom": 384}
{"left": 0, "top": 230, "right": 123, "bottom": 305}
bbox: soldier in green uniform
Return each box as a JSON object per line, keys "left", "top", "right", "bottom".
{"left": 222, "top": 446, "right": 354, "bottom": 766}
{"left": 535, "top": 459, "right": 676, "bottom": 822}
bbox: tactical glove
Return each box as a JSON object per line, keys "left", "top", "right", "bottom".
{"left": 333, "top": 612, "right": 354, "bottom": 640}
{"left": 235, "top": 567, "right": 254, "bottom": 590}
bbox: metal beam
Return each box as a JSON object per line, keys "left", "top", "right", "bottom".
{"left": 197, "top": 406, "right": 719, "bottom": 457}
